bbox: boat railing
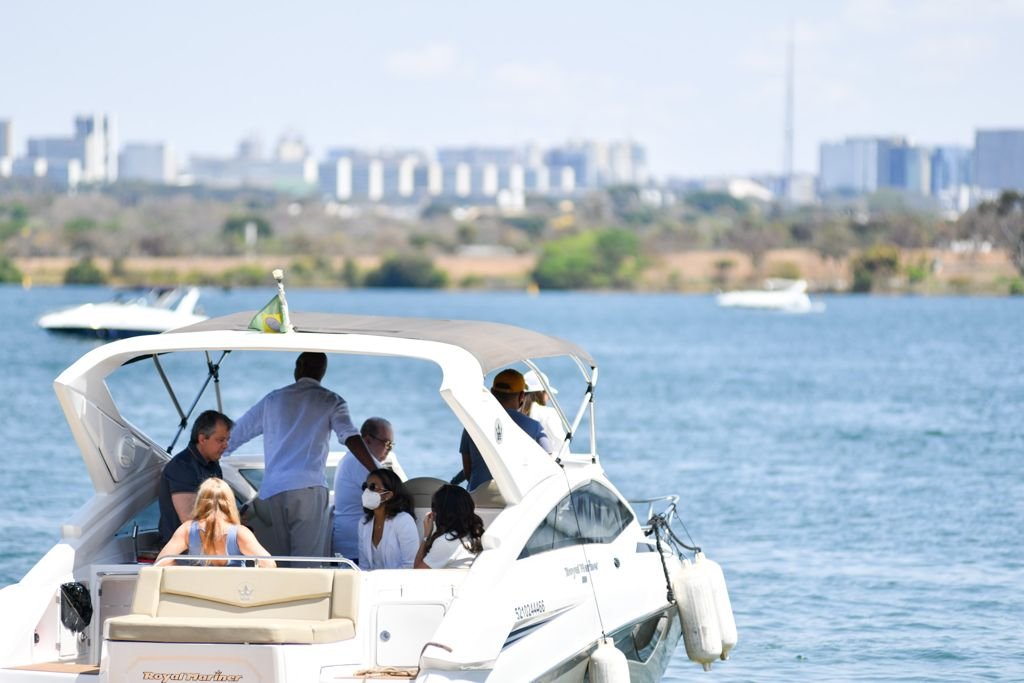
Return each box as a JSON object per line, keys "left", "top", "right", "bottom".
{"left": 154, "top": 555, "right": 360, "bottom": 570}
{"left": 629, "top": 494, "right": 679, "bottom": 532}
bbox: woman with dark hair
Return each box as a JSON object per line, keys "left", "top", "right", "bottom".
{"left": 415, "top": 484, "right": 484, "bottom": 569}
{"left": 357, "top": 468, "right": 418, "bottom": 569}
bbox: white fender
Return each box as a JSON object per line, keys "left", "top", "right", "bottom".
{"left": 588, "top": 637, "right": 630, "bottom": 683}
{"left": 673, "top": 558, "right": 722, "bottom": 670}
{"left": 696, "top": 551, "right": 738, "bottom": 660}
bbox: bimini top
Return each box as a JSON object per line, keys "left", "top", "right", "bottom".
{"left": 175, "top": 311, "right": 595, "bottom": 374}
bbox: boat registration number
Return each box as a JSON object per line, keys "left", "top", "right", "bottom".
{"left": 514, "top": 600, "right": 546, "bottom": 621}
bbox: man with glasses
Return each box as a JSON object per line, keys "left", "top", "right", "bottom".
{"left": 332, "top": 417, "right": 395, "bottom": 564}
{"left": 228, "top": 352, "right": 376, "bottom": 564}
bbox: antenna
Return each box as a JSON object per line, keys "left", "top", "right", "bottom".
{"left": 783, "top": 22, "right": 795, "bottom": 201}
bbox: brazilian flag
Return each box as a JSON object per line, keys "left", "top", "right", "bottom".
{"left": 248, "top": 295, "right": 284, "bottom": 333}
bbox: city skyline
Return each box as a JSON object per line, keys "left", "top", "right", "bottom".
{"left": 2, "top": 1, "right": 1022, "bottom": 178}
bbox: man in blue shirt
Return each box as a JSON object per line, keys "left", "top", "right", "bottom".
{"left": 228, "top": 352, "right": 376, "bottom": 561}
{"left": 460, "top": 368, "right": 551, "bottom": 491}
{"left": 157, "top": 410, "right": 233, "bottom": 545}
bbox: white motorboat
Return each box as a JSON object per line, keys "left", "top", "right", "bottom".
{"left": 0, "top": 308, "right": 736, "bottom": 681}
{"left": 716, "top": 278, "right": 820, "bottom": 313}
{"left": 37, "top": 286, "right": 207, "bottom": 339}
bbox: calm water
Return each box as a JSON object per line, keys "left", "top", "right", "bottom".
{"left": 1, "top": 286, "right": 1022, "bottom": 681}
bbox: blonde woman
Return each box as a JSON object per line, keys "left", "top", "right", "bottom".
{"left": 157, "top": 478, "right": 275, "bottom": 567}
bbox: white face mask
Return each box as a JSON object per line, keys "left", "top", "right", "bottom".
{"left": 362, "top": 489, "right": 382, "bottom": 510}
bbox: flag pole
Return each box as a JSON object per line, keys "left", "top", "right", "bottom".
{"left": 272, "top": 269, "right": 294, "bottom": 333}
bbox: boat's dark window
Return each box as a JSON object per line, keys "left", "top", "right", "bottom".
{"left": 114, "top": 500, "right": 160, "bottom": 536}
{"left": 519, "top": 482, "right": 634, "bottom": 559}
{"left": 238, "top": 468, "right": 264, "bottom": 490}
{"left": 570, "top": 482, "right": 634, "bottom": 544}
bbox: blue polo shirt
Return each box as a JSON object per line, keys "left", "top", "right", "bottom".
{"left": 460, "top": 408, "right": 550, "bottom": 490}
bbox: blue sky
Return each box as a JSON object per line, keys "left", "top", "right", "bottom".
{"left": 2, "top": 0, "right": 1021, "bottom": 177}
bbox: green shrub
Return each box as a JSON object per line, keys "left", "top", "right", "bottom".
{"left": 222, "top": 215, "right": 272, "bottom": 238}
{"left": 0, "top": 256, "right": 23, "bottom": 283}
{"left": 502, "top": 216, "right": 546, "bottom": 238}
{"left": 341, "top": 258, "right": 361, "bottom": 287}
{"left": 364, "top": 254, "right": 447, "bottom": 288}
{"left": 533, "top": 228, "right": 643, "bottom": 290}
{"left": 1010, "top": 278, "right": 1024, "bottom": 296}
{"left": 219, "top": 264, "right": 270, "bottom": 287}
{"left": 288, "top": 255, "right": 335, "bottom": 285}
{"left": 850, "top": 244, "right": 900, "bottom": 292}
{"left": 64, "top": 257, "right": 107, "bottom": 285}
{"left": 906, "top": 259, "right": 929, "bottom": 285}
{"left": 459, "top": 274, "right": 485, "bottom": 289}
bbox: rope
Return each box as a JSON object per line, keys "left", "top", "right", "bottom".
{"left": 650, "top": 517, "right": 676, "bottom": 604}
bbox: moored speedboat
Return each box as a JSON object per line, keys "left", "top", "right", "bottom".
{"left": 716, "top": 278, "right": 821, "bottom": 313}
{"left": 1, "top": 304, "right": 736, "bottom": 681}
{"left": 37, "top": 286, "right": 207, "bottom": 339}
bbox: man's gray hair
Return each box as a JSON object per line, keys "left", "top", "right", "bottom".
{"left": 190, "top": 410, "right": 233, "bottom": 446}
{"left": 361, "top": 416, "right": 392, "bottom": 438}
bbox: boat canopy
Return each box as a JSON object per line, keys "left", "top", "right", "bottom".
{"left": 176, "top": 312, "right": 595, "bottom": 374}
{"left": 54, "top": 311, "right": 599, "bottom": 500}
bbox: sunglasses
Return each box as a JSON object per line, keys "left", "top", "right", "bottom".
{"left": 361, "top": 482, "right": 387, "bottom": 492}
{"left": 366, "top": 433, "right": 395, "bottom": 452}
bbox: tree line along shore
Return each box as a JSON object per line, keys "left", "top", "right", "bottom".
{"left": 7, "top": 248, "right": 1017, "bottom": 295}
{"left": 0, "top": 184, "right": 1021, "bottom": 294}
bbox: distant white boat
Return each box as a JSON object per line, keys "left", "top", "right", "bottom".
{"left": 716, "top": 278, "right": 822, "bottom": 313}
{"left": 38, "top": 286, "right": 207, "bottom": 339}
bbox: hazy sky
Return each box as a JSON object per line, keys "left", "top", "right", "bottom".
{"left": 2, "top": 0, "right": 1022, "bottom": 177}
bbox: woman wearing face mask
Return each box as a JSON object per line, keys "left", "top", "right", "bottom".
{"left": 357, "top": 468, "right": 418, "bottom": 569}
{"left": 415, "top": 484, "right": 484, "bottom": 569}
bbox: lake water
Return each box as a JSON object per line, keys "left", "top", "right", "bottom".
{"left": 1, "top": 285, "right": 1022, "bottom": 681}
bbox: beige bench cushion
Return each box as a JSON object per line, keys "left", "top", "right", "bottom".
{"left": 108, "top": 566, "right": 361, "bottom": 644}
{"left": 157, "top": 567, "right": 334, "bottom": 620}
{"left": 107, "top": 615, "right": 355, "bottom": 644}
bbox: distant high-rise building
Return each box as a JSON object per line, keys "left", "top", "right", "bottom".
{"left": 974, "top": 129, "right": 1024, "bottom": 191}
{"left": 319, "top": 158, "right": 351, "bottom": 200}
{"left": 45, "top": 158, "right": 82, "bottom": 189}
{"left": 317, "top": 139, "right": 646, "bottom": 203}
{"left": 544, "top": 146, "right": 590, "bottom": 189}
{"left": 0, "top": 119, "right": 12, "bottom": 159}
{"left": 119, "top": 143, "right": 176, "bottom": 184}
{"left": 350, "top": 157, "right": 383, "bottom": 201}
{"left": 930, "top": 146, "right": 972, "bottom": 195}
{"left": 75, "top": 113, "right": 117, "bottom": 182}
{"left": 819, "top": 136, "right": 907, "bottom": 195}
{"left": 26, "top": 113, "right": 116, "bottom": 183}
{"left": 12, "top": 157, "right": 48, "bottom": 179}
{"left": 886, "top": 145, "right": 931, "bottom": 195}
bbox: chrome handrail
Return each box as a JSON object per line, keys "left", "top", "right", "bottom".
{"left": 154, "top": 554, "right": 360, "bottom": 570}
{"left": 628, "top": 495, "right": 680, "bottom": 531}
